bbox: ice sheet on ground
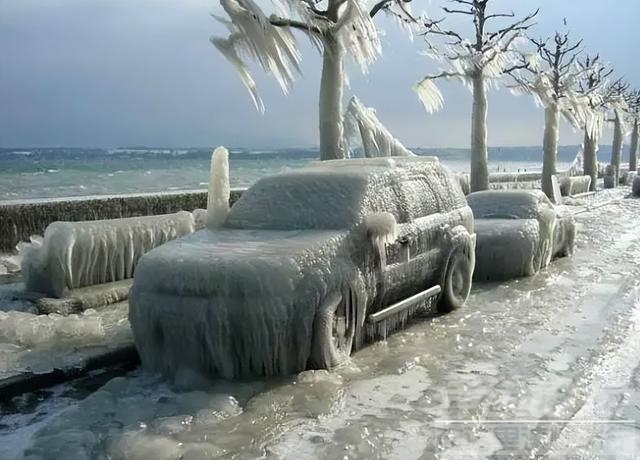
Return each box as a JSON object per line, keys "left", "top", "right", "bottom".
{"left": 0, "top": 283, "right": 132, "bottom": 379}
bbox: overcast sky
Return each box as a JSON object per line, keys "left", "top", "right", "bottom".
{"left": 1, "top": 0, "right": 638, "bottom": 149}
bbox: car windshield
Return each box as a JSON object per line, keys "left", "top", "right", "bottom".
{"left": 467, "top": 191, "right": 543, "bottom": 219}
{"left": 225, "top": 171, "right": 370, "bottom": 230}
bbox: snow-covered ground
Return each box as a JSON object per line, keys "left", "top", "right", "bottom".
{"left": 1, "top": 187, "right": 639, "bottom": 459}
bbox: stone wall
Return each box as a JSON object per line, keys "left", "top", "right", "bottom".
{"left": 0, "top": 189, "right": 245, "bottom": 252}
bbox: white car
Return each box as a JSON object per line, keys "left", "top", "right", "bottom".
{"left": 467, "top": 190, "right": 576, "bottom": 281}
{"left": 129, "top": 158, "right": 475, "bottom": 378}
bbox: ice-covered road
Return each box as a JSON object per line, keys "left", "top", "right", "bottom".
{"left": 2, "top": 189, "right": 640, "bottom": 459}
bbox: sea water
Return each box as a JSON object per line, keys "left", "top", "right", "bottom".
{"left": 0, "top": 145, "right": 606, "bottom": 201}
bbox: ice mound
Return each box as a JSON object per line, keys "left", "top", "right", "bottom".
{"left": 22, "top": 211, "right": 196, "bottom": 297}
{"left": 21, "top": 374, "right": 246, "bottom": 460}
{"left": 0, "top": 310, "right": 104, "bottom": 347}
{"left": 559, "top": 176, "right": 591, "bottom": 196}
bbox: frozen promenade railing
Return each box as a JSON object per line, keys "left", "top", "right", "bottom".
{"left": 0, "top": 189, "right": 246, "bottom": 252}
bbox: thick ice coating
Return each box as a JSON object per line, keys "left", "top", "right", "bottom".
{"left": 129, "top": 157, "right": 474, "bottom": 379}
{"left": 343, "top": 96, "right": 414, "bottom": 158}
{"left": 207, "top": 147, "right": 230, "bottom": 229}
{"left": 22, "top": 212, "right": 196, "bottom": 297}
{"left": 633, "top": 175, "right": 640, "bottom": 197}
{"left": 468, "top": 190, "right": 575, "bottom": 281}
{"left": 559, "top": 176, "right": 591, "bottom": 196}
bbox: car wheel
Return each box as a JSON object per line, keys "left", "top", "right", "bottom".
{"left": 438, "top": 245, "right": 473, "bottom": 313}
{"left": 309, "top": 292, "right": 355, "bottom": 370}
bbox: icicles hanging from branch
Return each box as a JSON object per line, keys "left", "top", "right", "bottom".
{"left": 343, "top": 96, "right": 414, "bottom": 158}
{"left": 414, "top": 78, "right": 444, "bottom": 114}
{"left": 211, "top": 0, "right": 303, "bottom": 112}
{"left": 335, "top": 0, "right": 382, "bottom": 73}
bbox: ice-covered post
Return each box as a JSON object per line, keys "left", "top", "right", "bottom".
{"left": 414, "top": 0, "right": 537, "bottom": 192}
{"left": 207, "top": 147, "right": 230, "bottom": 229}
{"left": 508, "top": 32, "right": 586, "bottom": 199}
{"left": 211, "top": 0, "right": 416, "bottom": 161}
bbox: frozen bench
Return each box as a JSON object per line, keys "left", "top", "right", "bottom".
{"left": 559, "top": 176, "right": 591, "bottom": 196}
{"left": 22, "top": 211, "right": 199, "bottom": 298}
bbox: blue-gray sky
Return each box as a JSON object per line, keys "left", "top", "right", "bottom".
{"left": 0, "top": 0, "right": 638, "bottom": 148}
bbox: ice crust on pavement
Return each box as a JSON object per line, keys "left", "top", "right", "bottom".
{"left": 0, "top": 309, "right": 104, "bottom": 347}
{"left": 129, "top": 157, "right": 471, "bottom": 379}
{"left": 22, "top": 212, "right": 196, "bottom": 297}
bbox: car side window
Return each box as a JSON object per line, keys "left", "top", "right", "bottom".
{"left": 363, "top": 178, "right": 410, "bottom": 224}
{"left": 397, "top": 176, "right": 439, "bottom": 220}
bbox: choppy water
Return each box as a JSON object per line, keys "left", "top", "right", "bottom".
{"left": 0, "top": 146, "right": 590, "bottom": 201}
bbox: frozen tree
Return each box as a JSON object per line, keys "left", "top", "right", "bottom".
{"left": 605, "top": 80, "right": 630, "bottom": 186}
{"left": 576, "top": 55, "right": 615, "bottom": 191}
{"left": 625, "top": 90, "right": 640, "bottom": 173}
{"left": 343, "top": 96, "right": 415, "bottom": 157}
{"left": 508, "top": 32, "right": 587, "bottom": 199}
{"left": 211, "top": 0, "right": 415, "bottom": 160}
{"left": 415, "top": 0, "right": 537, "bottom": 192}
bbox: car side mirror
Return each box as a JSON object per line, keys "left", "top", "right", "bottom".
{"left": 364, "top": 212, "right": 398, "bottom": 268}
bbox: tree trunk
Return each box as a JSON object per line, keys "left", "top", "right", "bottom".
{"left": 583, "top": 128, "right": 598, "bottom": 192}
{"left": 610, "top": 112, "right": 623, "bottom": 186}
{"left": 319, "top": 40, "right": 346, "bottom": 161}
{"left": 470, "top": 74, "right": 489, "bottom": 192}
{"left": 629, "top": 118, "right": 638, "bottom": 173}
{"left": 541, "top": 103, "right": 559, "bottom": 199}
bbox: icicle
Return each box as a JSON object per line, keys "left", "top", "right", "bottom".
{"left": 207, "top": 147, "right": 231, "bottom": 229}
{"left": 211, "top": 0, "right": 302, "bottom": 111}
{"left": 414, "top": 78, "right": 444, "bottom": 113}
{"left": 364, "top": 212, "right": 397, "bottom": 267}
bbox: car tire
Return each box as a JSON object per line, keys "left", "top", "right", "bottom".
{"left": 309, "top": 292, "right": 355, "bottom": 370}
{"left": 438, "top": 245, "right": 473, "bottom": 313}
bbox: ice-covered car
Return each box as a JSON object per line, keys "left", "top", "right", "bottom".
{"left": 129, "top": 157, "right": 475, "bottom": 379}
{"left": 467, "top": 190, "right": 575, "bottom": 281}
